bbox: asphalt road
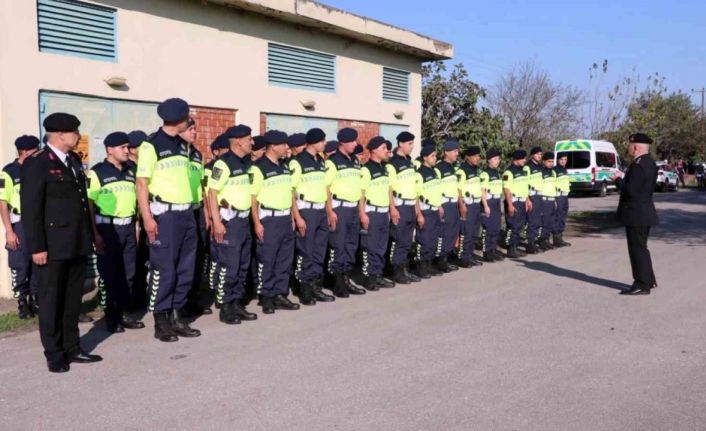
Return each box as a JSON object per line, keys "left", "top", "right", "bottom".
{"left": 1, "top": 190, "right": 705, "bottom": 431}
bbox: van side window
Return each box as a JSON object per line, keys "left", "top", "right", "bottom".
{"left": 596, "top": 152, "right": 616, "bottom": 168}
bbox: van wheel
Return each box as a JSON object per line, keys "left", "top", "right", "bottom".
{"left": 599, "top": 182, "right": 607, "bottom": 197}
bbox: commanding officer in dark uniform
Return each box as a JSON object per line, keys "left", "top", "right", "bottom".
{"left": 1, "top": 135, "right": 40, "bottom": 319}
{"left": 455, "top": 145, "right": 485, "bottom": 267}
{"left": 538, "top": 152, "right": 558, "bottom": 251}
{"left": 290, "top": 128, "right": 336, "bottom": 305}
{"left": 137, "top": 98, "right": 200, "bottom": 342}
{"left": 359, "top": 136, "right": 395, "bottom": 291}
{"left": 325, "top": 128, "right": 366, "bottom": 297}
{"left": 87, "top": 132, "right": 145, "bottom": 333}
{"left": 386, "top": 131, "right": 421, "bottom": 284}
{"left": 502, "top": 149, "right": 530, "bottom": 258}
{"left": 553, "top": 153, "right": 572, "bottom": 247}
{"left": 414, "top": 143, "right": 443, "bottom": 278}
{"left": 480, "top": 148, "right": 504, "bottom": 262}
{"left": 208, "top": 124, "right": 259, "bottom": 324}
{"left": 21, "top": 112, "right": 101, "bottom": 372}
{"left": 436, "top": 139, "right": 461, "bottom": 273}
{"left": 614, "top": 133, "right": 659, "bottom": 295}
{"left": 250, "top": 130, "right": 301, "bottom": 314}
{"left": 524, "top": 146, "right": 544, "bottom": 253}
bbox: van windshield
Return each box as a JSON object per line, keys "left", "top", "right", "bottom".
{"left": 558, "top": 151, "right": 590, "bottom": 169}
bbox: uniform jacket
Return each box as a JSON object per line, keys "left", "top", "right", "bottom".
{"left": 616, "top": 154, "right": 659, "bottom": 226}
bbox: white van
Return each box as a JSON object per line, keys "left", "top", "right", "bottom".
{"left": 554, "top": 139, "right": 622, "bottom": 197}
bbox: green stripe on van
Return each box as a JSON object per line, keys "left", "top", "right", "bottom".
{"left": 556, "top": 140, "right": 592, "bottom": 151}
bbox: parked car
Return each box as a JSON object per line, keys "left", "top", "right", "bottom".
{"left": 655, "top": 161, "right": 678, "bottom": 192}
{"left": 554, "top": 139, "right": 622, "bottom": 197}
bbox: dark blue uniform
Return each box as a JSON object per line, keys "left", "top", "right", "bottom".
{"left": 437, "top": 160, "right": 460, "bottom": 261}
{"left": 503, "top": 164, "right": 528, "bottom": 249}
{"left": 387, "top": 153, "right": 417, "bottom": 268}
{"left": 526, "top": 160, "right": 543, "bottom": 245}
{"left": 456, "top": 162, "right": 483, "bottom": 260}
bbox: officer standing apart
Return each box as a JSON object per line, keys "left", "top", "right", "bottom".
{"left": 613, "top": 133, "right": 659, "bottom": 295}
{"left": 250, "top": 130, "right": 300, "bottom": 314}
{"left": 502, "top": 149, "right": 529, "bottom": 258}
{"left": 538, "top": 152, "right": 558, "bottom": 251}
{"left": 414, "top": 143, "right": 443, "bottom": 278}
{"left": 325, "top": 128, "right": 366, "bottom": 297}
{"left": 136, "top": 98, "right": 200, "bottom": 342}
{"left": 289, "top": 128, "right": 336, "bottom": 305}
{"left": 386, "top": 131, "right": 422, "bottom": 284}
{"left": 553, "top": 153, "right": 572, "bottom": 247}
{"left": 207, "top": 125, "right": 259, "bottom": 324}
{"left": 22, "top": 113, "right": 102, "bottom": 372}
{"left": 455, "top": 145, "right": 485, "bottom": 266}
{"left": 480, "top": 148, "right": 504, "bottom": 262}
{"left": 359, "top": 136, "right": 395, "bottom": 291}
{"left": 87, "top": 132, "right": 145, "bottom": 333}
{"left": 1, "top": 135, "right": 40, "bottom": 319}
{"left": 436, "top": 140, "right": 461, "bottom": 273}
{"left": 524, "top": 146, "right": 544, "bottom": 254}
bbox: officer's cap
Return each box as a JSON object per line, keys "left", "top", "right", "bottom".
{"left": 530, "top": 146, "right": 543, "bottom": 155}
{"left": 542, "top": 151, "right": 554, "bottom": 161}
{"left": 287, "top": 133, "right": 307, "bottom": 148}
{"left": 337, "top": 127, "right": 358, "bottom": 143}
{"left": 512, "top": 149, "right": 527, "bottom": 160}
{"left": 486, "top": 148, "right": 501, "bottom": 160}
{"left": 157, "top": 98, "right": 190, "bottom": 122}
{"left": 629, "top": 133, "right": 653, "bottom": 145}
{"left": 421, "top": 138, "right": 436, "bottom": 148}
{"left": 352, "top": 144, "right": 364, "bottom": 155}
{"left": 43, "top": 112, "right": 80, "bottom": 132}
{"left": 305, "top": 128, "right": 326, "bottom": 145}
{"left": 186, "top": 117, "right": 196, "bottom": 128}
{"left": 444, "top": 139, "right": 460, "bottom": 152}
{"left": 127, "top": 130, "right": 147, "bottom": 148}
{"left": 464, "top": 146, "right": 481, "bottom": 157}
{"left": 325, "top": 140, "right": 339, "bottom": 153}
{"left": 252, "top": 135, "right": 266, "bottom": 151}
{"left": 366, "top": 136, "right": 387, "bottom": 151}
{"left": 264, "top": 130, "right": 288, "bottom": 145}
{"left": 210, "top": 133, "right": 230, "bottom": 152}
{"left": 227, "top": 124, "right": 252, "bottom": 139}
{"left": 420, "top": 145, "right": 436, "bottom": 158}
{"left": 396, "top": 131, "right": 415, "bottom": 143}
{"left": 104, "top": 131, "right": 130, "bottom": 148}
{"left": 14, "top": 135, "right": 40, "bottom": 151}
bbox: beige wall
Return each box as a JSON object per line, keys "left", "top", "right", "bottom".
{"left": 0, "top": 0, "right": 424, "bottom": 298}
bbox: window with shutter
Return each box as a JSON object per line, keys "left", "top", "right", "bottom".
{"left": 382, "top": 67, "right": 410, "bottom": 103}
{"left": 268, "top": 43, "right": 336, "bottom": 92}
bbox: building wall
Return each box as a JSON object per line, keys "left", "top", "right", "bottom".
{"left": 0, "top": 0, "right": 424, "bottom": 297}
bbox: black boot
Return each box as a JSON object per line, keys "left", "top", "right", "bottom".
{"left": 493, "top": 249, "right": 505, "bottom": 261}
{"left": 404, "top": 265, "right": 422, "bottom": 282}
{"left": 364, "top": 276, "right": 380, "bottom": 292}
{"left": 122, "top": 314, "right": 145, "bottom": 329}
{"left": 428, "top": 260, "right": 443, "bottom": 276}
{"left": 416, "top": 261, "right": 431, "bottom": 279}
{"left": 17, "top": 295, "right": 32, "bottom": 320}
{"left": 525, "top": 243, "right": 539, "bottom": 254}
{"left": 555, "top": 234, "right": 571, "bottom": 247}
{"left": 332, "top": 273, "right": 350, "bottom": 298}
{"left": 153, "top": 312, "right": 178, "bottom": 342}
{"left": 219, "top": 302, "right": 241, "bottom": 325}
{"left": 27, "top": 294, "right": 39, "bottom": 317}
{"left": 311, "top": 279, "right": 335, "bottom": 302}
{"left": 261, "top": 296, "right": 275, "bottom": 314}
{"left": 392, "top": 265, "right": 411, "bottom": 285}
{"left": 170, "top": 309, "right": 201, "bottom": 337}
{"left": 483, "top": 251, "right": 496, "bottom": 263}
{"left": 457, "top": 257, "right": 474, "bottom": 268}
{"left": 233, "top": 303, "right": 258, "bottom": 320}
{"left": 298, "top": 281, "right": 317, "bottom": 306}
{"left": 506, "top": 246, "right": 521, "bottom": 258}
{"left": 470, "top": 253, "right": 484, "bottom": 265}
{"left": 539, "top": 238, "right": 554, "bottom": 251}
{"left": 345, "top": 273, "right": 366, "bottom": 295}
{"left": 375, "top": 275, "right": 395, "bottom": 288}
{"left": 273, "top": 294, "right": 300, "bottom": 310}
{"left": 433, "top": 257, "right": 451, "bottom": 273}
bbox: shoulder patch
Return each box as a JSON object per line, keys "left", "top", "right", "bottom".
{"left": 503, "top": 174, "right": 509, "bottom": 181}
{"left": 212, "top": 167, "right": 223, "bottom": 181}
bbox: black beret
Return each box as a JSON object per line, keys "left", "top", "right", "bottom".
{"left": 420, "top": 145, "right": 436, "bottom": 158}
{"left": 337, "top": 127, "right": 358, "bottom": 143}
{"left": 186, "top": 117, "right": 196, "bottom": 128}
{"left": 325, "top": 140, "right": 339, "bottom": 153}
{"left": 127, "top": 130, "right": 147, "bottom": 148}
{"left": 629, "top": 133, "right": 653, "bottom": 145}
{"left": 210, "top": 133, "right": 230, "bottom": 151}
{"left": 306, "top": 128, "right": 326, "bottom": 144}
{"left": 443, "top": 139, "right": 460, "bottom": 151}
{"left": 264, "top": 130, "right": 288, "bottom": 145}
{"left": 464, "top": 146, "right": 481, "bottom": 157}
{"left": 530, "top": 146, "right": 543, "bottom": 155}
{"left": 486, "top": 148, "right": 501, "bottom": 159}
{"left": 512, "top": 149, "right": 527, "bottom": 160}
{"left": 367, "top": 136, "right": 387, "bottom": 151}
{"left": 157, "top": 98, "right": 190, "bottom": 122}
{"left": 252, "top": 135, "right": 266, "bottom": 151}
{"left": 396, "top": 131, "right": 415, "bottom": 143}
{"left": 43, "top": 112, "right": 80, "bottom": 132}
{"left": 542, "top": 151, "right": 555, "bottom": 161}
{"left": 104, "top": 131, "right": 129, "bottom": 147}
{"left": 287, "top": 133, "right": 307, "bottom": 148}
{"left": 352, "top": 144, "right": 364, "bottom": 155}
{"left": 14, "top": 135, "right": 40, "bottom": 150}
{"left": 421, "top": 138, "right": 436, "bottom": 148}
{"left": 227, "top": 124, "right": 252, "bottom": 139}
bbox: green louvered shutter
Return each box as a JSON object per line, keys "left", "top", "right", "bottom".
{"left": 268, "top": 43, "right": 336, "bottom": 92}
{"left": 382, "top": 67, "right": 410, "bottom": 102}
{"left": 37, "top": 0, "right": 117, "bottom": 61}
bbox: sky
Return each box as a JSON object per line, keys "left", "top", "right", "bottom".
{"left": 325, "top": 0, "right": 706, "bottom": 106}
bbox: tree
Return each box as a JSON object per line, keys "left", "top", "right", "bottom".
{"left": 422, "top": 61, "right": 508, "bottom": 156}
{"left": 488, "top": 60, "right": 585, "bottom": 148}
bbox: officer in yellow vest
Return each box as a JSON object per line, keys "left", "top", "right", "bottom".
{"left": 360, "top": 136, "right": 395, "bottom": 291}
{"left": 455, "top": 145, "right": 485, "bottom": 267}
{"left": 290, "top": 128, "right": 336, "bottom": 305}
{"left": 502, "top": 149, "right": 530, "bottom": 258}
{"left": 436, "top": 139, "right": 462, "bottom": 273}
{"left": 207, "top": 124, "right": 259, "bottom": 325}
{"left": 136, "top": 98, "right": 200, "bottom": 342}
{"left": 0, "top": 135, "right": 40, "bottom": 319}
{"left": 250, "top": 130, "right": 300, "bottom": 314}
{"left": 325, "top": 128, "right": 366, "bottom": 297}
{"left": 480, "top": 148, "right": 504, "bottom": 262}
{"left": 538, "top": 151, "right": 558, "bottom": 251}
{"left": 87, "top": 132, "right": 145, "bottom": 333}
{"left": 553, "top": 153, "right": 572, "bottom": 247}
{"left": 414, "top": 142, "right": 444, "bottom": 278}
{"left": 203, "top": 133, "right": 230, "bottom": 294}
{"left": 524, "top": 146, "right": 544, "bottom": 253}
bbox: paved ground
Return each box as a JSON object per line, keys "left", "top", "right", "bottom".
{"left": 0, "top": 190, "right": 705, "bottom": 431}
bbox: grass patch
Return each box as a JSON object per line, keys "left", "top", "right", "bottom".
{"left": 566, "top": 210, "right": 622, "bottom": 235}
{"left": 0, "top": 312, "right": 37, "bottom": 334}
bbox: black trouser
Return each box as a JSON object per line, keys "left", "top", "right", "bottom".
{"left": 626, "top": 226, "right": 656, "bottom": 289}
{"left": 96, "top": 223, "right": 136, "bottom": 325}
{"left": 188, "top": 207, "right": 208, "bottom": 302}
{"left": 131, "top": 220, "right": 149, "bottom": 311}
{"left": 36, "top": 257, "right": 87, "bottom": 363}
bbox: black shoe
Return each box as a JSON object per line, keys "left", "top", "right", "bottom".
{"left": 121, "top": 315, "right": 145, "bottom": 330}
{"left": 17, "top": 297, "right": 32, "bottom": 320}
{"left": 375, "top": 276, "right": 395, "bottom": 288}
{"left": 47, "top": 359, "right": 70, "bottom": 373}
{"left": 433, "top": 257, "right": 451, "bottom": 273}
{"left": 506, "top": 246, "right": 521, "bottom": 258}
{"left": 525, "top": 244, "right": 539, "bottom": 254}
{"left": 311, "top": 282, "right": 335, "bottom": 302}
{"left": 233, "top": 303, "right": 258, "bottom": 320}
{"left": 515, "top": 248, "right": 527, "bottom": 257}
{"left": 428, "top": 260, "right": 443, "bottom": 276}
{"left": 392, "top": 266, "right": 411, "bottom": 284}
{"left": 273, "top": 294, "right": 300, "bottom": 310}
{"left": 28, "top": 294, "right": 39, "bottom": 317}
{"left": 219, "top": 302, "right": 242, "bottom": 325}
{"left": 457, "top": 258, "right": 474, "bottom": 268}
{"left": 493, "top": 250, "right": 505, "bottom": 261}
{"left": 332, "top": 273, "right": 350, "bottom": 298}
{"left": 67, "top": 350, "right": 103, "bottom": 364}
{"left": 344, "top": 273, "right": 366, "bottom": 295}
{"left": 261, "top": 296, "right": 275, "bottom": 314}
{"left": 181, "top": 302, "right": 206, "bottom": 318}
{"left": 78, "top": 313, "right": 93, "bottom": 323}
{"left": 298, "top": 281, "right": 317, "bottom": 306}
{"left": 106, "top": 320, "right": 125, "bottom": 333}
{"left": 469, "top": 254, "right": 483, "bottom": 266}
{"left": 364, "top": 276, "right": 380, "bottom": 292}
{"left": 447, "top": 262, "right": 459, "bottom": 271}
{"left": 404, "top": 266, "right": 421, "bottom": 282}
{"left": 539, "top": 239, "right": 554, "bottom": 251}
{"left": 556, "top": 234, "right": 571, "bottom": 247}
{"left": 153, "top": 312, "right": 178, "bottom": 342}
{"left": 170, "top": 309, "right": 201, "bottom": 337}
{"left": 620, "top": 286, "right": 651, "bottom": 295}
{"left": 416, "top": 261, "right": 431, "bottom": 279}
{"left": 483, "top": 252, "right": 496, "bottom": 263}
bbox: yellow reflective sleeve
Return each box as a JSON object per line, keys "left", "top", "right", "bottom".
{"left": 386, "top": 164, "right": 397, "bottom": 188}
{"left": 503, "top": 170, "right": 513, "bottom": 189}
{"left": 0, "top": 171, "right": 11, "bottom": 202}
{"left": 207, "top": 159, "right": 229, "bottom": 192}
{"left": 324, "top": 159, "right": 336, "bottom": 187}
{"left": 290, "top": 159, "right": 302, "bottom": 189}
{"left": 136, "top": 142, "right": 156, "bottom": 179}
{"left": 86, "top": 170, "right": 100, "bottom": 201}
{"left": 249, "top": 165, "right": 264, "bottom": 196}
{"left": 360, "top": 167, "right": 372, "bottom": 192}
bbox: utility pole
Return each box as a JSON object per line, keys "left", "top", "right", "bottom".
{"left": 692, "top": 88, "right": 705, "bottom": 118}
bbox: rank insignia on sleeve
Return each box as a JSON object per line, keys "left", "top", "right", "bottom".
{"left": 503, "top": 174, "right": 509, "bottom": 181}
{"left": 212, "top": 167, "right": 222, "bottom": 181}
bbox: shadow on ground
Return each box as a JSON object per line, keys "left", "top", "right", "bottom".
{"left": 515, "top": 260, "right": 630, "bottom": 291}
